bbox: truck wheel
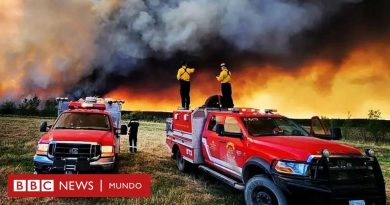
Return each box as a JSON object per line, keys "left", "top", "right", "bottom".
{"left": 176, "top": 149, "right": 188, "bottom": 172}
{"left": 112, "top": 154, "right": 119, "bottom": 173}
{"left": 244, "top": 175, "right": 287, "bottom": 205}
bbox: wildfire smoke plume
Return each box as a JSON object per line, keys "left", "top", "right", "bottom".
{"left": 0, "top": 0, "right": 389, "bottom": 118}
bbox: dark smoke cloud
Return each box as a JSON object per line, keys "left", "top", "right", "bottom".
{"left": 72, "top": 0, "right": 382, "bottom": 95}
{"left": 93, "top": 0, "right": 358, "bottom": 66}
{"left": 0, "top": 0, "right": 388, "bottom": 100}
{"left": 69, "top": 0, "right": 389, "bottom": 97}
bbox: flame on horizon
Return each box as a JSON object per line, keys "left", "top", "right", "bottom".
{"left": 106, "top": 41, "right": 390, "bottom": 119}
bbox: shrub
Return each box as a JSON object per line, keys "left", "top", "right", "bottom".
{"left": 0, "top": 101, "right": 17, "bottom": 114}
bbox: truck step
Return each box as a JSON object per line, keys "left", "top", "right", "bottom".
{"left": 198, "top": 165, "right": 245, "bottom": 190}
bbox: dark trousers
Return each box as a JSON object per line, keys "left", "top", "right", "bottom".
{"left": 128, "top": 121, "right": 139, "bottom": 153}
{"left": 221, "top": 83, "right": 234, "bottom": 108}
{"left": 180, "top": 80, "right": 190, "bottom": 109}
{"left": 129, "top": 136, "right": 137, "bottom": 152}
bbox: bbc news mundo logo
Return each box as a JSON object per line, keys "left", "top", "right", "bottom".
{"left": 14, "top": 180, "right": 54, "bottom": 192}
{"left": 8, "top": 174, "right": 151, "bottom": 197}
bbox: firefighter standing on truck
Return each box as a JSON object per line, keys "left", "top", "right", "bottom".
{"left": 216, "top": 63, "right": 234, "bottom": 108}
{"left": 177, "top": 62, "right": 195, "bottom": 110}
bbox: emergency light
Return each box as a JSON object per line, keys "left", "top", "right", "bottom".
{"left": 105, "top": 98, "right": 125, "bottom": 104}
{"left": 262, "top": 109, "right": 278, "bottom": 114}
{"left": 68, "top": 101, "right": 106, "bottom": 110}
{"left": 85, "top": 97, "right": 98, "bottom": 103}
{"left": 231, "top": 108, "right": 260, "bottom": 113}
{"left": 56, "top": 97, "right": 69, "bottom": 102}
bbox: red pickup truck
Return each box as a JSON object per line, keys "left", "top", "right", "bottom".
{"left": 33, "top": 97, "right": 127, "bottom": 174}
{"left": 165, "top": 96, "right": 386, "bottom": 205}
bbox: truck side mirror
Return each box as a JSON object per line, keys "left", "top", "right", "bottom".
{"left": 310, "top": 116, "right": 333, "bottom": 140}
{"left": 120, "top": 125, "right": 128, "bottom": 135}
{"left": 216, "top": 124, "right": 224, "bottom": 135}
{"left": 40, "top": 121, "right": 48, "bottom": 132}
{"left": 330, "top": 127, "right": 342, "bottom": 140}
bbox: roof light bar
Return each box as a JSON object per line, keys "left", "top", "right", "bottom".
{"left": 231, "top": 108, "right": 260, "bottom": 113}
{"left": 262, "top": 109, "right": 278, "bottom": 114}
{"left": 56, "top": 97, "right": 69, "bottom": 102}
{"left": 105, "top": 98, "right": 125, "bottom": 104}
{"left": 68, "top": 101, "right": 106, "bottom": 110}
{"left": 85, "top": 97, "right": 98, "bottom": 103}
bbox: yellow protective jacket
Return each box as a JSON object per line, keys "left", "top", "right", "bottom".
{"left": 177, "top": 66, "right": 195, "bottom": 81}
{"left": 216, "top": 68, "right": 231, "bottom": 83}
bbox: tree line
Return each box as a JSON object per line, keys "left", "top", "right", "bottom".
{"left": 1, "top": 96, "right": 389, "bottom": 143}
{"left": 295, "top": 109, "right": 390, "bottom": 144}
{"left": 0, "top": 96, "right": 56, "bottom": 117}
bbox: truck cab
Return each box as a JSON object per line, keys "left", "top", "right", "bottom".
{"left": 33, "top": 97, "right": 127, "bottom": 174}
{"left": 166, "top": 96, "right": 386, "bottom": 205}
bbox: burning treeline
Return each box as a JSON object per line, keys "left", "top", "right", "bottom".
{"left": 0, "top": 0, "right": 389, "bottom": 118}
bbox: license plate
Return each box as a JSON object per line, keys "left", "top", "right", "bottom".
{"left": 349, "top": 200, "right": 365, "bottom": 205}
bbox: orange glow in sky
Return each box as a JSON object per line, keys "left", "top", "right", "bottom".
{"left": 107, "top": 41, "right": 390, "bottom": 119}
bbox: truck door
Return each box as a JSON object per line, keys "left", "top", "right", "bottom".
{"left": 204, "top": 115, "right": 224, "bottom": 163}
{"left": 204, "top": 114, "right": 244, "bottom": 176}
{"left": 217, "top": 116, "right": 245, "bottom": 175}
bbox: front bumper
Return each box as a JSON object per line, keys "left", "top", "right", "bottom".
{"left": 273, "top": 174, "right": 386, "bottom": 205}
{"left": 271, "top": 156, "right": 386, "bottom": 205}
{"left": 33, "top": 155, "right": 115, "bottom": 172}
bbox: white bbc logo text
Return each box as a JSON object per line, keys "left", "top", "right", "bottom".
{"left": 14, "top": 180, "right": 54, "bottom": 192}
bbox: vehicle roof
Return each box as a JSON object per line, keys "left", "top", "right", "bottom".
{"left": 207, "top": 110, "right": 285, "bottom": 118}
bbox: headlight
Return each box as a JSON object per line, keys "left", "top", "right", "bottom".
{"left": 321, "top": 149, "right": 330, "bottom": 158}
{"left": 365, "top": 149, "right": 375, "bottom": 157}
{"left": 36, "top": 144, "right": 49, "bottom": 155}
{"left": 274, "top": 161, "right": 309, "bottom": 176}
{"left": 101, "top": 146, "right": 114, "bottom": 157}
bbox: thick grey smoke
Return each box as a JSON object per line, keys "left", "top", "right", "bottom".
{"left": 94, "top": 0, "right": 359, "bottom": 71}
{"left": 0, "top": 0, "right": 362, "bottom": 99}
{"left": 0, "top": 0, "right": 97, "bottom": 99}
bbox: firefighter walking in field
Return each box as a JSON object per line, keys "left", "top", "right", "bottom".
{"left": 128, "top": 119, "right": 139, "bottom": 153}
{"left": 177, "top": 62, "right": 195, "bottom": 110}
{"left": 216, "top": 63, "right": 234, "bottom": 108}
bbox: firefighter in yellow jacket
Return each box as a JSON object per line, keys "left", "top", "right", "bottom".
{"left": 216, "top": 63, "right": 234, "bottom": 108}
{"left": 177, "top": 62, "right": 195, "bottom": 109}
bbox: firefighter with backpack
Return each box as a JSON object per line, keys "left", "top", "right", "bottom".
{"left": 177, "top": 62, "right": 195, "bottom": 110}
{"left": 216, "top": 63, "right": 234, "bottom": 108}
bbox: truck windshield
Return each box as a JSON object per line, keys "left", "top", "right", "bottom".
{"left": 54, "top": 113, "right": 111, "bottom": 131}
{"left": 242, "top": 117, "right": 308, "bottom": 137}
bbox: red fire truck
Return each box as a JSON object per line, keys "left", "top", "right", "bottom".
{"left": 166, "top": 96, "right": 386, "bottom": 205}
{"left": 33, "top": 97, "right": 127, "bottom": 174}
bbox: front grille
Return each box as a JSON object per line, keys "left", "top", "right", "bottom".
{"left": 309, "top": 157, "right": 376, "bottom": 187}
{"left": 48, "top": 143, "right": 101, "bottom": 159}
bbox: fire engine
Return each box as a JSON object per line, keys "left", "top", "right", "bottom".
{"left": 166, "top": 96, "right": 386, "bottom": 205}
{"left": 33, "top": 97, "right": 128, "bottom": 174}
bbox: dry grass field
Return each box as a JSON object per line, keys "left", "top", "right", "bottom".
{"left": 0, "top": 116, "right": 389, "bottom": 205}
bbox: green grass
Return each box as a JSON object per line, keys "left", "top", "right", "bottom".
{"left": 0, "top": 117, "right": 242, "bottom": 205}
{"left": 0, "top": 116, "right": 389, "bottom": 204}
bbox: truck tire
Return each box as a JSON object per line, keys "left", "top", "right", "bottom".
{"left": 176, "top": 149, "right": 188, "bottom": 172}
{"left": 244, "top": 175, "right": 287, "bottom": 205}
{"left": 111, "top": 154, "right": 119, "bottom": 173}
